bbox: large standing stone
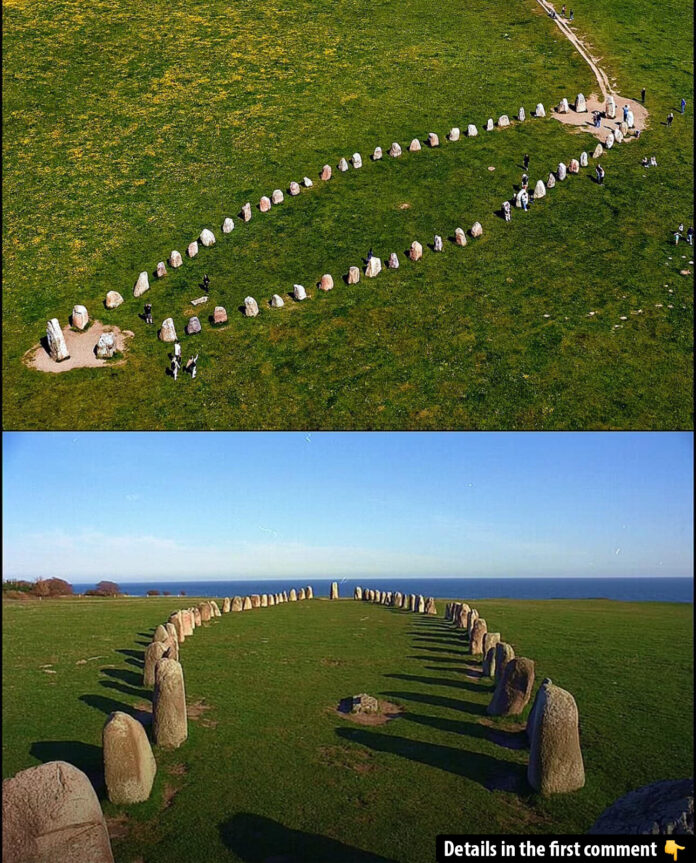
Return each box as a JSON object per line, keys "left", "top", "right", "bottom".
{"left": 486, "top": 118, "right": 494, "bottom": 131}
{"left": 593, "top": 143, "right": 604, "bottom": 158}
{"left": 470, "top": 618, "right": 488, "bottom": 654}
{"left": 169, "top": 250, "right": 183, "bottom": 267}
{"left": 626, "top": 110, "right": 634, "bottom": 129}
{"left": 193, "top": 607, "right": 202, "bottom": 627}
{"left": 199, "top": 602, "right": 211, "bottom": 622}
{"left": 199, "top": 228, "right": 215, "bottom": 247}
{"left": 575, "top": 93, "right": 587, "bottom": 113}
{"left": 605, "top": 132, "right": 614, "bottom": 149}
{"left": 105, "top": 291, "right": 124, "bottom": 309}
{"left": 289, "top": 589, "right": 297, "bottom": 601}
{"left": 222, "top": 217, "right": 234, "bottom": 233}
{"left": 153, "top": 624, "right": 169, "bottom": 644}
{"left": 470, "top": 221, "right": 483, "bottom": 238}
{"left": 427, "top": 132, "right": 439, "bottom": 147}
{"left": 481, "top": 633, "right": 501, "bottom": 677}
{"left": 365, "top": 256, "right": 382, "bottom": 277}
{"left": 580, "top": 151, "right": 588, "bottom": 167}
{"left": 153, "top": 658, "right": 187, "bottom": 748}
{"left": 535, "top": 103, "right": 546, "bottom": 117}
{"left": 466, "top": 609, "right": 479, "bottom": 636}
{"left": 210, "top": 600, "right": 221, "bottom": 617}
{"left": 498, "top": 115, "right": 510, "bottom": 127}
{"left": 568, "top": 159, "right": 580, "bottom": 173}
{"left": 425, "top": 597, "right": 437, "bottom": 615}
{"left": 409, "top": 138, "right": 421, "bottom": 152}
{"left": 156, "top": 261, "right": 167, "bottom": 278}
{"left": 293, "top": 284, "right": 307, "bottom": 301}
{"left": 303, "top": 176, "right": 313, "bottom": 188}
{"left": 159, "top": 318, "right": 177, "bottom": 342}
{"left": 272, "top": 189, "right": 284, "bottom": 205}
{"left": 614, "top": 128, "right": 624, "bottom": 143}
{"left": 354, "top": 586, "right": 363, "bottom": 600}
{"left": 494, "top": 642, "right": 515, "bottom": 682}
{"left": 133, "top": 271, "right": 150, "bottom": 297}
{"left": 487, "top": 657, "right": 535, "bottom": 716}
{"left": 330, "top": 581, "right": 339, "bottom": 599}
{"left": 262, "top": 593, "right": 269, "bottom": 606}
{"left": 455, "top": 227, "right": 467, "bottom": 246}
{"left": 619, "top": 120, "right": 629, "bottom": 135}
{"left": 185, "top": 316, "right": 201, "bottom": 335}
{"left": 2, "top": 761, "right": 115, "bottom": 863}
{"left": 389, "top": 142, "right": 402, "bottom": 157}
{"left": 306, "top": 586, "right": 313, "bottom": 599}
{"left": 251, "top": 594, "right": 261, "bottom": 608}
{"left": 352, "top": 153, "right": 363, "bottom": 168}
{"left": 557, "top": 162, "right": 567, "bottom": 180}
{"left": 103, "top": 711, "right": 157, "bottom": 804}
{"left": 143, "top": 640, "right": 168, "bottom": 687}
{"left": 347, "top": 266, "right": 360, "bottom": 284}
{"left": 433, "top": 235, "right": 443, "bottom": 252}
{"left": 388, "top": 252, "right": 400, "bottom": 268}
{"left": 71, "top": 305, "right": 89, "bottom": 330}
{"left": 518, "top": 106, "right": 526, "bottom": 121}
{"left": 242, "top": 596, "right": 252, "bottom": 610}
{"left": 528, "top": 683, "right": 585, "bottom": 794}
{"left": 271, "top": 294, "right": 285, "bottom": 308}
{"left": 467, "top": 124, "right": 478, "bottom": 137}
{"left": 534, "top": 179, "right": 546, "bottom": 199}
{"left": 95, "top": 332, "right": 116, "bottom": 359}
{"left": 409, "top": 241, "right": 423, "bottom": 261}
{"left": 320, "top": 274, "right": 334, "bottom": 291}
{"left": 605, "top": 96, "right": 616, "bottom": 119}
{"left": 547, "top": 172, "right": 556, "bottom": 188}
{"left": 213, "top": 306, "right": 227, "bottom": 324}
{"left": 394, "top": 591, "right": 403, "bottom": 607}
{"left": 289, "top": 182, "right": 301, "bottom": 196}
{"left": 259, "top": 196, "right": 272, "bottom": 212}
{"left": 244, "top": 297, "right": 259, "bottom": 317}
{"left": 187, "top": 241, "right": 198, "bottom": 258}
{"left": 241, "top": 202, "right": 252, "bottom": 221}
{"left": 527, "top": 678, "right": 553, "bottom": 742}
{"left": 416, "top": 595, "right": 425, "bottom": 613}
{"left": 372, "top": 147, "right": 383, "bottom": 160}
{"left": 320, "top": 164, "right": 332, "bottom": 180}
{"left": 268, "top": 594, "right": 275, "bottom": 606}
{"left": 449, "top": 127, "right": 460, "bottom": 141}
{"left": 231, "top": 596, "right": 243, "bottom": 612}
{"left": 338, "top": 158, "right": 349, "bottom": 172}
{"left": 557, "top": 98, "right": 569, "bottom": 114}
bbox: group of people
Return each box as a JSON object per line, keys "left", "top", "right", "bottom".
{"left": 673, "top": 224, "right": 694, "bottom": 245}
{"left": 170, "top": 341, "right": 199, "bottom": 380}
{"left": 641, "top": 155, "right": 658, "bottom": 168}
{"left": 550, "top": 5, "right": 573, "bottom": 20}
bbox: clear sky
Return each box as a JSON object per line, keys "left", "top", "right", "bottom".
{"left": 2, "top": 432, "right": 692, "bottom": 582}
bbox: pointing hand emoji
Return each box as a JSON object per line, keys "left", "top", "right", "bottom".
{"left": 664, "top": 840, "right": 685, "bottom": 861}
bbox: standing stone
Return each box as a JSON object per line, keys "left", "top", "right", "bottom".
{"left": 320, "top": 164, "right": 332, "bottom": 180}
{"left": 289, "top": 182, "right": 301, "bottom": 196}
{"left": 231, "top": 596, "right": 243, "bottom": 612}
{"left": 156, "top": 261, "right": 167, "bottom": 279}
{"left": 486, "top": 118, "right": 494, "bottom": 131}
{"left": 605, "top": 96, "right": 616, "bottom": 119}
{"left": 425, "top": 597, "right": 437, "bottom": 615}
{"left": 46, "top": 319, "right": 70, "bottom": 362}
{"left": 427, "top": 132, "right": 439, "bottom": 147}
{"left": 251, "top": 595, "right": 261, "bottom": 608}
{"left": 470, "top": 618, "right": 488, "bottom": 654}
{"left": 487, "top": 657, "right": 535, "bottom": 716}
{"left": 143, "top": 641, "right": 168, "bottom": 687}
{"left": 199, "top": 602, "right": 211, "bottom": 622}
{"left": 557, "top": 98, "right": 569, "bottom": 114}
{"left": 2, "top": 761, "right": 115, "bottom": 863}
{"left": 153, "top": 624, "right": 169, "bottom": 644}
{"left": 222, "top": 217, "right": 234, "bottom": 233}
{"left": 199, "top": 228, "right": 215, "bottom": 247}
{"left": 306, "top": 586, "right": 313, "bottom": 599}
{"left": 568, "top": 159, "right": 580, "bottom": 173}
{"left": 347, "top": 266, "right": 360, "bottom": 284}
{"left": 133, "top": 271, "right": 150, "bottom": 298}
{"left": 293, "top": 284, "right": 307, "bottom": 301}
{"left": 449, "top": 127, "right": 460, "bottom": 141}
{"left": 352, "top": 153, "right": 363, "bottom": 168}
{"left": 159, "top": 318, "right": 177, "bottom": 342}
{"left": 241, "top": 203, "right": 252, "bottom": 221}
{"left": 518, "top": 107, "right": 526, "bottom": 121}
{"left": 605, "top": 132, "right": 614, "bottom": 149}
{"left": 354, "top": 586, "right": 363, "bottom": 600}
{"left": 271, "top": 294, "right": 285, "bottom": 308}
{"left": 494, "top": 642, "right": 515, "bottom": 682}
{"left": 535, "top": 103, "right": 546, "bottom": 117}
{"left": 527, "top": 677, "right": 553, "bottom": 742}
{"left": 105, "top": 291, "right": 124, "bottom": 309}
{"left": 626, "top": 110, "right": 634, "bottom": 128}
{"left": 211, "top": 600, "right": 221, "bottom": 617}
{"left": 153, "top": 658, "right": 187, "bottom": 748}
{"left": 454, "top": 227, "right": 467, "bottom": 246}
{"left": 409, "top": 138, "right": 421, "bottom": 152}
{"left": 213, "top": 306, "right": 227, "bottom": 324}
{"left": 268, "top": 594, "right": 275, "bottom": 606}
{"left": 272, "top": 189, "right": 284, "bottom": 205}
{"left": 222, "top": 597, "right": 231, "bottom": 613}
{"left": 528, "top": 684, "right": 585, "bottom": 794}
{"left": 168, "top": 613, "right": 185, "bottom": 643}
{"left": 409, "top": 241, "right": 423, "bottom": 261}
{"left": 534, "top": 179, "right": 546, "bottom": 199}
{"left": 580, "top": 151, "right": 588, "bottom": 167}
{"left": 261, "top": 594, "right": 269, "bottom": 606}
{"left": 614, "top": 128, "right": 624, "bottom": 143}
{"left": 289, "top": 589, "right": 297, "bottom": 601}
{"left": 103, "top": 711, "right": 157, "bottom": 804}
{"left": 320, "top": 274, "right": 334, "bottom": 291}
{"left": 498, "top": 114, "right": 510, "bottom": 127}
{"left": 619, "top": 121, "right": 629, "bottom": 135}
{"left": 330, "top": 581, "right": 339, "bottom": 599}
{"left": 467, "top": 124, "right": 478, "bottom": 137}
{"left": 169, "top": 250, "right": 183, "bottom": 267}
{"left": 593, "top": 143, "right": 604, "bottom": 158}
{"left": 433, "top": 235, "right": 443, "bottom": 252}
{"left": 470, "top": 221, "right": 483, "bottom": 238}
{"left": 416, "top": 595, "right": 425, "bottom": 613}
{"left": 547, "top": 172, "right": 556, "bottom": 188}
{"left": 243, "top": 596, "right": 252, "bottom": 610}
{"left": 365, "top": 256, "right": 382, "bottom": 277}
{"left": 338, "top": 158, "right": 349, "bottom": 172}
{"left": 394, "top": 591, "right": 402, "bottom": 607}
{"left": 185, "top": 316, "right": 201, "bottom": 335}
{"left": 259, "top": 196, "right": 272, "bottom": 213}
{"left": 187, "top": 241, "right": 198, "bottom": 258}
{"left": 481, "top": 633, "right": 501, "bottom": 677}
{"left": 389, "top": 142, "right": 402, "bottom": 157}
{"left": 193, "top": 607, "right": 202, "bottom": 627}
{"left": 557, "top": 162, "right": 567, "bottom": 180}
{"left": 244, "top": 297, "right": 259, "bottom": 317}
{"left": 181, "top": 609, "right": 194, "bottom": 636}
{"left": 283, "top": 591, "right": 288, "bottom": 601}
{"left": 72, "top": 305, "right": 89, "bottom": 330}
{"left": 388, "top": 252, "right": 400, "bottom": 268}
{"left": 575, "top": 93, "right": 587, "bottom": 113}
{"left": 303, "top": 176, "right": 313, "bottom": 188}
{"left": 372, "top": 147, "right": 383, "bottom": 160}
{"left": 410, "top": 594, "right": 417, "bottom": 611}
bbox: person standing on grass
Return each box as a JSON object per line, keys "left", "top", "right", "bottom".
{"left": 523, "top": 153, "right": 530, "bottom": 170}
{"left": 190, "top": 354, "right": 199, "bottom": 380}
{"left": 667, "top": 112, "right": 674, "bottom": 127}
{"left": 521, "top": 189, "right": 529, "bottom": 211}
{"left": 641, "top": 87, "right": 646, "bottom": 104}
{"left": 503, "top": 200, "right": 511, "bottom": 222}
{"left": 144, "top": 303, "right": 153, "bottom": 325}
{"left": 171, "top": 355, "right": 180, "bottom": 381}
{"left": 595, "top": 164, "right": 605, "bottom": 185}
{"left": 687, "top": 226, "right": 694, "bottom": 246}
{"left": 202, "top": 274, "right": 210, "bottom": 292}
{"left": 569, "top": 9, "right": 574, "bottom": 20}
{"left": 680, "top": 98, "right": 686, "bottom": 114}
{"left": 521, "top": 173, "right": 529, "bottom": 190}
{"left": 561, "top": 4, "right": 566, "bottom": 15}
{"left": 174, "top": 339, "right": 181, "bottom": 365}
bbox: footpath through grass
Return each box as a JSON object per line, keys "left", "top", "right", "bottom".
{"left": 2, "top": 596, "right": 693, "bottom": 862}
{"left": 2, "top": 0, "right": 693, "bottom": 429}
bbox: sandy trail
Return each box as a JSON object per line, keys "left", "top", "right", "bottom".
{"left": 24, "top": 320, "right": 134, "bottom": 373}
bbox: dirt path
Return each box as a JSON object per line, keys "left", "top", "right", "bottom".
{"left": 535, "top": 0, "right": 649, "bottom": 140}
{"left": 24, "top": 320, "right": 134, "bottom": 373}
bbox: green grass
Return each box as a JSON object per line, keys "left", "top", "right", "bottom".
{"left": 2, "top": 0, "right": 693, "bottom": 429}
{"left": 2, "top": 596, "right": 692, "bottom": 861}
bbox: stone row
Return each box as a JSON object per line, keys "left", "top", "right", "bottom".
{"left": 352, "top": 585, "right": 437, "bottom": 615}
{"left": 444, "top": 601, "right": 584, "bottom": 794}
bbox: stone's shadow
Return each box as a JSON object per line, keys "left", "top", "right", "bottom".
{"left": 334, "top": 727, "right": 528, "bottom": 792}
{"left": 134, "top": 640, "right": 151, "bottom": 647}
{"left": 101, "top": 667, "right": 146, "bottom": 688}
{"left": 29, "top": 740, "right": 105, "bottom": 796}
{"left": 79, "top": 693, "right": 136, "bottom": 717}
{"left": 219, "top": 812, "right": 397, "bottom": 862}
{"left": 136, "top": 630, "right": 155, "bottom": 639}
{"left": 398, "top": 711, "right": 490, "bottom": 740}
{"left": 382, "top": 690, "right": 487, "bottom": 716}
{"left": 384, "top": 672, "right": 483, "bottom": 693}
{"left": 116, "top": 648, "right": 144, "bottom": 668}
{"left": 483, "top": 725, "right": 529, "bottom": 751}
{"left": 406, "top": 654, "right": 467, "bottom": 663}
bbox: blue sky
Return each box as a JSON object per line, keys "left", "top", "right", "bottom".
{"left": 2, "top": 433, "right": 692, "bottom": 582}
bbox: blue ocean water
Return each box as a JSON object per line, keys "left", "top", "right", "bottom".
{"left": 72, "top": 577, "right": 693, "bottom": 603}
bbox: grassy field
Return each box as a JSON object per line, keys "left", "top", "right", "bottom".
{"left": 2, "top": 595, "right": 692, "bottom": 862}
{"left": 2, "top": 0, "right": 693, "bottom": 429}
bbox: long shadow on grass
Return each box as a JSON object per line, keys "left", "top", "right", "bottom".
{"left": 382, "top": 690, "right": 487, "bottom": 716}
{"left": 116, "top": 648, "right": 145, "bottom": 668}
{"left": 30, "top": 741, "right": 105, "bottom": 795}
{"left": 335, "top": 727, "right": 527, "bottom": 791}
{"left": 384, "top": 673, "right": 484, "bottom": 693}
{"left": 219, "top": 813, "right": 397, "bottom": 862}
{"left": 80, "top": 693, "right": 140, "bottom": 716}
{"left": 407, "top": 644, "right": 469, "bottom": 656}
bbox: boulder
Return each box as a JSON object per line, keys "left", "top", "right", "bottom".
{"left": 105, "top": 291, "right": 124, "bottom": 309}
{"left": 222, "top": 217, "right": 234, "bottom": 233}
{"left": 372, "top": 147, "right": 383, "bottom": 160}
{"left": 593, "top": 143, "right": 604, "bottom": 158}
{"left": 103, "top": 711, "right": 157, "bottom": 804}
{"left": 320, "top": 164, "right": 332, "bottom": 180}
{"left": 242, "top": 596, "right": 252, "bottom": 610}
{"left": 211, "top": 600, "right": 221, "bottom": 617}
{"left": 250, "top": 594, "right": 261, "bottom": 608}
{"left": 199, "top": 228, "right": 215, "bottom": 247}
{"left": 338, "top": 158, "right": 349, "bottom": 172}
{"left": 518, "top": 106, "right": 526, "bottom": 121}
{"left": 409, "top": 241, "right": 423, "bottom": 261}
{"left": 417, "top": 595, "right": 425, "bottom": 613}
{"left": 605, "top": 132, "right": 614, "bottom": 149}
{"left": 527, "top": 678, "right": 553, "bottom": 742}
{"left": 244, "top": 297, "right": 259, "bottom": 317}
{"left": 319, "top": 274, "right": 334, "bottom": 291}
{"left": 261, "top": 593, "right": 269, "bottom": 606}
{"left": 481, "top": 644, "right": 499, "bottom": 677}
{"left": 557, "top": 162, "right": 567, "bottom": 180}
{"left": 568, "top": 159, "right": 580, "bottom": 173}
{"left": 330, "top": 581, "right": 339, "bottom": 599}
{"left": 619, "top": 121, "right": 629, "bottom": 135}
{"left": 347, "top": 266, "right": 360, "bottom": 284}
{"left": 352, "top": 153, "right": 363, "bottom": 168}
{"left": 467, "top": 124, "right": 478, "bottom": 137}
{"left": 528, "top": 683, "right": 585, "bottom": 794}
{"left": 433, "top": 235, "right": 443, "bottom": 252}
{"left": 470, "top": 221, "right": 483, "bottom": 238}
{"left": 626, "top": 110, "right": 634, "bottom": 129}
{"left": 470, "top": 618, "right": 488, "bottom": 654}
{"left": 143, "top": 640, "right": 168, "bottom": 687}
{"left": 388, "top": 252, "right": 400, "bottom": 268}
{"left": 289, "top": 589, "right": 297, "bottom": 602}
{"left": 575, "top": 93, "right": 587, "bottom": 113}
{"left": 268, "top": 594, "right": 275, "bottom": 606}
{"left": 427, "top": 132, "right": 439, "bottom": 147}
{"left": 494, "top": 642, "right": 515, "bottom": 682}
{"left": 449, "top": 127, "right": 460, "bottom": 141}
{"left": 213, "top": 306, "right": 227, "bottom": 324}
{"left": 193, "top": 607, "right": 202, "bottom": 627}
{"left": 95, "top": 332, "right": 116, "bottom": 359}
{"left": 534, "top": 179, "right": 546, "bottom": 199}
{"left": 271, "top": 294, "right": 285, "bottom": 308}
{"left": 588, "top": 779, "right": 694, "bottom": 834}
{"left": 580, "top": 151, "right": 588, "bottom": 167}
{"left": 169, "top": 250, "right": 183, "bottom": 267}
{"left": 486, "top": 118, "right": 494, "bottom": 131}
{"left": 410, "top": 594, "right": 417, "bottom": 611}
{"left": 2, "top": 761, "right": 114, "bottom": 863}
{"left": 354, "top": 586, "right": 363, "bottom": 600}
{"left": 259, "top": 196, "right": 272, "bottom": 212}
{"left": 181, "top": 609, "right": 194, "bottom": 636}
{"left": 466, "top": 609, "right": 479, "bottom": 635}
{"left": 199, "top": 602, "right": 211, "bottom": 622}
{"left": 488, "top": 657, "right": 534, "bottom": 716}
{"left": 133, "top": 271, "right": 150, "bottom": 297}
{"left": 187, "top": 241, "right": 198, "bottom": 258}
{"left": 498, "top": 114, "right": 510, "bottom": 127}
{"left": 159, "top": 318, "right": 177, "bottom": 342}
{"left": 272, "top": 189, "right": 284, "bottom": 205}
{"left": 425, "top": 597, "right": 437, "bottom": 615}
{"left": 289, "top": 181, "right": 301, "bottom": 196}
{"left": 231, "top": 596, "right": 243, "bottom": 612}
{"left": 389, "top": 142, "right": 402, "bottom": 157}
{"left": 455, "top": 227, "right": 467, "bottom": 246}
{"left": 156, "top": 261, "right": 167, "bottom": 278}
{"left": 365, "top": 256, "right": 382, "bottom": 277}
{"left": 293, "top": 284, "right": 307, "bottom": 301}
{"left": 614, "top": 128, "right": 623, "bottom": 143}
{"left": 605, "top": 96, "right": 616, "bottom": 119}
{"left": 558, "top": 98, "right": 569, "bottom": 114}
{"left": 185, "top": 316, "right": 201, "bottom": 335}
{"left": 222, "top": 597, "right": 231, "bottom": 613}
{"left": 303, "top": 176, "right": 313, "bottom": 188}
{"left": 547, "top": 172, "right": 556, "bottom": 188}
{"left": 535, "top": 103, "right": 546, "bottom": 117}
{"left": 241, "top": 202, "right": 252, "bottom": 221}
{"left": 306, "top": 586, "right": 313, "bottom": 599}
{"left": 153, "top": 624, "right": 169, "bottom": 644}
{"left": 409, "top": 138, "right": 421, "bottom": 152}
{"left": 153, "top": 658, "right": 187, "bottom": 748}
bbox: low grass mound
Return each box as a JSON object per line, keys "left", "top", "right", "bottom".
{"left": 2, "top": 596, "right": 692, "bottom": 861}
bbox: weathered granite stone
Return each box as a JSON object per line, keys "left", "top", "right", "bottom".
{"left": 199, "top": 602, "right": 211, "bottom": 622}
{"left": 241, "top": 202, "right": 252, "bottom": 221}
{"left": 547, "top": 172, "right": 556, "bottom": 188}
{"left": 338, "top": 158, "right": 349, "bottom": 172}
{"left": 619, "top": 121, "right": 629, "bottom": 135}
{"left": 528, "top": 683, "right": 585, "bottom": 794}
{"left": 187, "top": 241, "right": 199, "bottom": 259}
{"left": 143, "top": 641, "right": 167, "bottom": 687}
{"left": 272, "top": 189, "right": 284, "bottom": 205}
{"left": 103, "top": 711, "right": 157, "bottom": 804}
{"left": 575, "top": 93, "right": 587, "bottom": 113}
{"left": 293, "top": 284, "right": 307, "bottom": 301}
{"left": 605, "top": 96, "right": 616, "bottom": 119}
{"left": 244, "top": 297, "right": 259, "bottom": 317}
{"left": 425, "top": 597, "right": 437, "bottom": 615}
{"left": 593, "top": 143, "right": 604, "bottom": 158}
{"left": 271, "top": 294, "right": 285, "bottom": 308}
{"left": 169, "top": 250, "right": 184, "bottom": 269}
{"left": 94, "top": 332, "right": 115, "bottom": 359}
{"left": 105, "top": 291, "right": 124, "bottom": 309}
{"left": 330, "top": 581, "right": 339, "bottom": 599}
{"left": 200, "top": 228, "right": 215, "bottom": 247}
{"left": 372, "top": 147, "right": 383, "bottom": 160}
{"left": 320, "top": 274, "right": 334, "bottom": 291}
{"left": 605, "top": 132, "right": 614, "bottom": 149}
{"left": 558, "top": 98, "right": 569, "bottom": 114}
{"left": 156, "top": 261, "right": 167, "bottom": 278}
{"left": 494, "top": 642, "right": 515, "bottom": 682}
{"left": 181, "top": 609, "right": 194, "bottom": 636}
{"left": 352, "top": 153, "right": 363, "bottom": 168}
{"left": 268, "top": 594, "right": 275, "bottom": 606}
{"left": 568, "top": 159, "right": 580, "bottom": 173}
{"left": 470, "top": 618, "right": 488, "bottom": 654}
{"left": 347, "top": 266, "right": 360, "bottom": 284}
{"left": 487, "top": 657, "right": 535, "bottom": 716}
{"left": 341, "top": 693, "right": 379, "bottom": 715}
{"left": 222, "top": 217, "right": 234, "bottom": 233}
{"left": 388, "top": 252, "right": 400, "bottom": 268}
{"left": 626, "top": 110, "right": 634, "bottom": 129}
{"left": 535, "top": 103, "right": 546, "bottom": 117}
{"left": 354, "top": 586, "right": 363, "bottom": 600}
{"left": 231, "top": 596, "right": 243, "bottom": 612}
{"left": 153, "top": 658, "right": 187, "bottom": 748}
{"left": 482, "top": 636, "right": 501, "bottom": 677}
{"left": 518, "top": 106, "right": 526, "bottom": 121}
{"left": 261, "top": 593, "right": 269, "bottom": 606}
{"left": 251, "top": 594, "right": 261, "bottom": 608}
{"left": 455, "top": 227, "right": 467, "bottom": 246}
{"left": 193, "top": 607, "right": 202, "bottom": 626}
{"left": 449, "top": 127, "right": 460, "bottom": 141}
{"left": 303, "top": 176, "right": 313, "bottom": 187}
{"left": 409, "top": 241, "right": 423, "bottom": 261}
{"left": 289, "top": 181, "right": 301, "bottom": 196}
{"left": 211, "top": 600, "right": 221, "bottom": 617}
{"left": 557, "top": 162, "right": 567, "bottom": 180}
{"left": 213, "top": 306, "right": 227, "bottom": 324}
{"left": 133, "top": 271, "right": 150, "bottom": 297}
{"left": 486, "top": 118, "right": 494, "bottom": 131}
{"left": 433, "top": 235, "right": 443, "bottom": 252}
{"left": 389, "top": 142, "right": 402, "bottom": 157}
{"left": 467, "top": 124, "right": 478, "bottom": 137}
{"left": 427, "top": 132, "right": 439, "bottom": 147}
{"left": 243, "top": 596, "right": 252, "bottom": 610}
{"left": 527, "top": 678, "right": 553, "bottom": 741}
{"left": 470, "top": 221, "right": 483, "bottom": 238}
{"left": 222, "top": 597, "right": 231, "bottom": 613}
{"left": 159, "top": 318, "right": 177, "bottom": 342}
{"left": 259, "top": 196, "right": 272, "bottom": 212}
{"left": 320, "top": 164, "right": 332, "bottom": 180}
{"left": 580, "top": 151, "right": 588, "bottom": 167}
{"left": 534, "top": 179, "right": 546, "bottom": 199}
{"left": 185, "top": 316, "right": 201, "bottom": 335}
{"left": 614, "top": 128, "right": 624, "bottom": 143}
{"left": 589, "top": 779, "right": 694, "bottom": 834}
{"left": 365, "top": 256, "right": 382, "bottom": 277}
{"left": 498, "top": 114, "right": 511, "bottom": 127}
{"left": 416, "top": 595, "right": 425, "bottom": 613}
{"left": 409, "top": 138, "right": 421, "bottom": 152}
{"left": 306, "top": 586, "right": 313, "bottom": 599}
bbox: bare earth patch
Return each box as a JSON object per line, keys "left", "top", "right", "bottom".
{"left": 317, "top": 744, "right": 377, "bottom": 774}
{"left": 187, "top": 698, "right": 213, "bottom": 720}
{"left": 334, "top": 699, "right": 404, "bottom": 726}
{"left": 553, "top": 93, "right": 648, "bottom": 141}
{"left": 23, "top": 320, "right": 133, "bottom": 373}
